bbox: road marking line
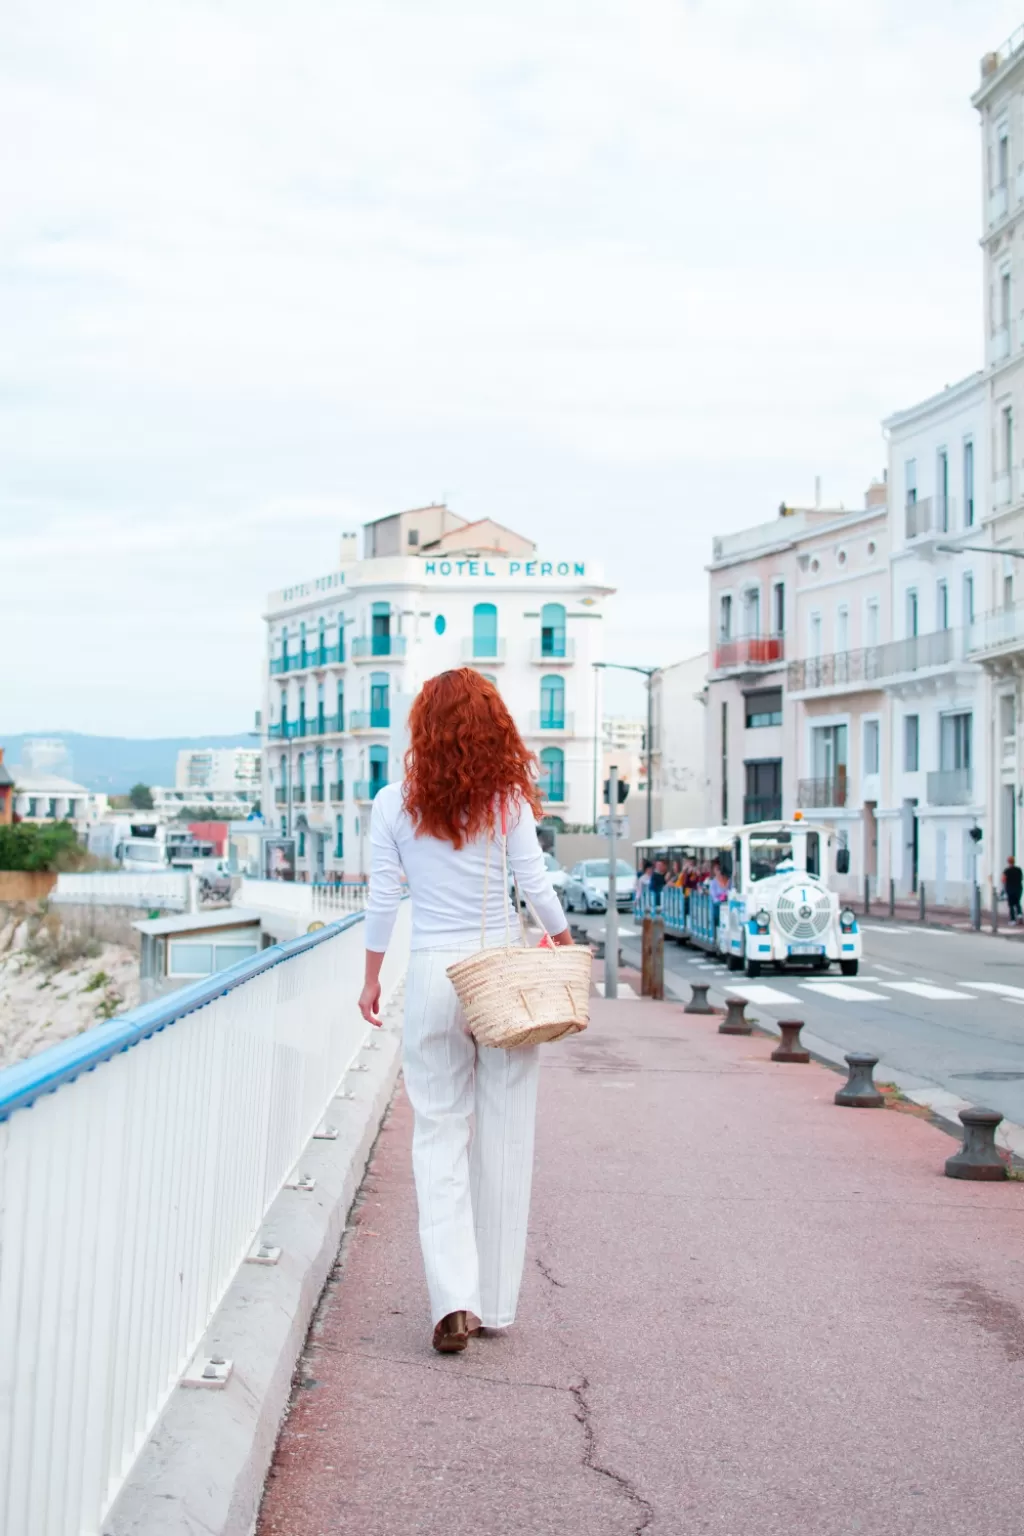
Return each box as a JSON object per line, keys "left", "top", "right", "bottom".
{"left": 961, "top": 981, "right": 1024, "bottom": 1001}
{"left": 720, "top": 984, "right": 801, "bottom": 1004}
{"left": 872, "top": 963, "right": 904, "bottom": 975}
{"left": 881, "top": 982, "right": 974, "bottom": 1000}
{"left": 801, "top": 982, "right": 889, "bottom": 1001}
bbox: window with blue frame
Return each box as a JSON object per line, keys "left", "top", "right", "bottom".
{"left": 473, "top": 602, "right": 498, "bottom": 658}
{"left": 335, "top": 815, "right": 344, "bottom": 859}
{"left": 318, "top": 617, "right": 326, "bottom": 663}
{"left": 540, "top": 674, "right": 565, "bottom": 728}
{"left": 370, "top": 671, "right": 390, "bottom": 727}
{"left": 316, "top": 681, "right": 325, "bottom": 733}
{"left": 298, "top": 684, "right": 306, "bottom": 734}
{"left": 337, "top": 613, "right": 346, "bottom": 662}
{"left": 336, "top": 679, "right": 345, "bottom": 730}
{"left": 297, "top": 752, "right": 306, "bottom": 794}
{"left": 280, "top": 688, "right": 288, "bottom": 728}
{"left": 280, "top": 816, "right": 287, "bottom": 836}
{"left": 335, "top": 748, "right": 344, "bottom": 798}
{"left": 539, "top": 746, "right": 565, "bottom": 801}
{"left": 372, "top": 601, "right": 391, "bottom": 655}
{"left": 298, "top": 830, "right": 306, "bottom": 857}
{"left": 299, "top": 621, "right": 308, "bottom": 666}
{"left": 369, "top": 743, "right": 388, "bottom": 794}
{"left": 316, "top": 747, "right": 324, "bottom": 792}
{"left": 541, "top": 603, "right": 566, "bottom": 657}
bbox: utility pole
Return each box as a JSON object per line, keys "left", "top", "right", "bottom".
{"left": 605, "top": 765, "right": 619, "bottom": 1000}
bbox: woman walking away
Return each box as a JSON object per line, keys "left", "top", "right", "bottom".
{"left": 358, "top": 669, "right": 572, "bottom": 1354}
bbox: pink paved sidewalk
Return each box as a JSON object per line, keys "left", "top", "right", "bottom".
{"left": 257, "top": 998, "right": 1024, "bottom": 1536}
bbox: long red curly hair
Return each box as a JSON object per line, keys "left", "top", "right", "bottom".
{"left": 403, "top": 669, "right": 542, "bottom": 847}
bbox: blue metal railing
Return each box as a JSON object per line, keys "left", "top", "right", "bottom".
{"left": 0, "top": 911, "right": 367, "bottom": 1122}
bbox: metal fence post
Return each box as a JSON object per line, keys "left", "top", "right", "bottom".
{"left": 863, "top": 876, "right": 870, "bottom": 918}
{"left": 641, "top": 913, "right": 653, "bottom": 997}
{"left": 919, "top": 881, "right": 926, "bottom": 923}
{"left": 605, "top": 765, "right": 619, "bottom": 999}
{"left": 991, "top": 885, "right": 999, "bottom": 935}
{"left": 971, "top": 883, "right": 981, "bottom": 931}
{"left": 888, "top": 878, "right": 895, "bottom": 919}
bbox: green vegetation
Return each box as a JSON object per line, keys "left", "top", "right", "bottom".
{"left": 0, "top": 821, "right": 87, "bottom": 872}
{"left": 83, "top": 970, "right": 110, "bottom": 992}
{"left": 128, "top": 783, "right": 154, "bottom": 809}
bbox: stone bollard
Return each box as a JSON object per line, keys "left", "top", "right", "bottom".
{"left": 771, "top": 1019, "right": 809, "bottom": 1063}
{"left": 684, "top": 981, "right": 714, "bottom": 1015}
{"left": 719, "top": 995, "right": 752, "bottom": 1035}
{"left": 945, "top": 1107, "right": 1007, "bottom": 1181}
{"left": 834, "top": 1052, "right": 884, "bottom": 1108}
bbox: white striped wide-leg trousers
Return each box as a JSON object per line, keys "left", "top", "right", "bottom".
{"left": 402, "top": 946, "right": 540, "bottom": 1328}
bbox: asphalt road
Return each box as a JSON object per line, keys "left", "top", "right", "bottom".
{"left": 574, "top": 912, "right": 1024, "bottom": 1126}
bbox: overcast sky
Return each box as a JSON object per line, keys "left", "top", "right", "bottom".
{"left": 1, "top": 0, "right": 1014, "bottom": 733}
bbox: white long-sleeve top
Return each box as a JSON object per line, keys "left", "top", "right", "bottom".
{"left": 364, "top": 782, "right": 567, "bottom": 952}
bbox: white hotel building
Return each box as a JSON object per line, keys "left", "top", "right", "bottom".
{"left": 261, "top": 505, "right": 613, "bottom": 880}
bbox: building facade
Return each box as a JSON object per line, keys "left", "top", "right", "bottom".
{"left": 175, "top": 748, "right": 261, "bottom": 795}
{"left": 11, "top": 774, "right": 109, "bottom": 833}
{"left": 970, "top": 37, "right": 1024, "bottom": 876}
{"left": 649, "top": 653, "right": 708, "bottom": 830}
{"left": 261, "top": 506, "right": 613, "bottom": 879}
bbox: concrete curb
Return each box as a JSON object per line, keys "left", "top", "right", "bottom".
{"left": 105, "top": 996, "right": 405, "bottom": 1536}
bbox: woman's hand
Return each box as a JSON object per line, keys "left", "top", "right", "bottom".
{"left": 550, "top": 927, "right": 574, "bottom": 947}
{"left": 359, "top": 979, "right": 383, "bottom": 1026}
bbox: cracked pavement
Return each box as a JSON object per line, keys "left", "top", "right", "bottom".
{"left": 257, "top": 995, "right": 1024, "bottom": 1535}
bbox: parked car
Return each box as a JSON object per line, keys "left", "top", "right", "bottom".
{"left": 509, "top": 852, "right": 567, "bottom": 907}
{"left": 564, "top": 859, "right": 636, "bottom": 913}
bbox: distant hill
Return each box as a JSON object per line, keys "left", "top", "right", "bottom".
{"left": 0, "top": 732, "right": 257, "bottom": 794}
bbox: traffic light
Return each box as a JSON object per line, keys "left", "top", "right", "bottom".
{"left": 969, "top": 825, "right": 983, "bottom": 844}
{"left": 603, "top": 779, "right": 629, "bottom": 806}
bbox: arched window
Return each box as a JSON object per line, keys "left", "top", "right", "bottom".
{"left": 337, "top": 613, "right": 346, "bottom": 663}
{"left": 372, "top": 601, "right": 391, "bottom": 656}
{"left": 297, "top": 685, "right": 306, "bottom": 735}
{"left": 336, "top": 678, "right": 345, "bottom": 731}
{"left": 539, "top": 746, "right": 565, "bottom": 802}
{"left": 299, "top": 621, "right": 308, "bottom": 666}
{"left": 370, "top": 671, "right": 390, "bottom": 727}
{"left": 316, "top": 681, "right": 325, "bottom": 734}
{"left": 540, "top": 674, "right": 565, "bottom": 729}
{"left": 316, "top": 747, "right": 324, "bottom": 791}
{"left": 335, "top": 748, "right": 344, "bottom": 799}
{"left": 317, "top": 616, "right": 326, "bottom": 664}
{"left": 279, "top": 687, "right": 288, "bottom": 729}
{"left": 473, "top": 602, "right": 498, "bottom": 659}
{"left": 369, "top": 743, "right": 388, "bottom": 797}
{"left": 541, "top": 603, "right": 566, "bottom": 658}
{"left": 335, "top": 815, "right": 344, "bottom": 859}
{"left": 279, "top": 753, "right": 288, "bottom": 792}
{"left": 297, "top": 752, "right": 306, "bottom": 793}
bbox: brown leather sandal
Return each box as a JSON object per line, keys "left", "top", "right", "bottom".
{"left": 432, "top": 1310, "right": 469, "bottom": 1353}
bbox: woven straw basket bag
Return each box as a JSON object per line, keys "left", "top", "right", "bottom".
{"left": 446, "top": 811, "right": 591, "bottom": 1050}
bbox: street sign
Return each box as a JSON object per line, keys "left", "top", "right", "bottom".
{"left": 597, "top": 815, "right": 628, "bottom": 837}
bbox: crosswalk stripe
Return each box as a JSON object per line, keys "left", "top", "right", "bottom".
{"left": 802, "top": 981, "right": 889, "bottom": 1001}
{"left": 719, "top": 983, "right": 801, "bottom": 1004}
{"left": 882, "top": 981, "right": 973, "bottom": 1001}
{"left": 962, "top": 981, "right": 1024, "bottom": 1001}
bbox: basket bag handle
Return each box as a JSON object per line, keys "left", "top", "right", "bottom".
{"left": 480, "top": 800, "right": 530, "bottom": 950}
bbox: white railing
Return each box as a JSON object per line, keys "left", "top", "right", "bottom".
{"left": 51, "top": 871, "right": 192, "bottom": 910}
{"left": 235, "top": 877, "right": 368, "bottom": 918}
{"left": 0, "top": 902, "right": 409, "bottom": 1536}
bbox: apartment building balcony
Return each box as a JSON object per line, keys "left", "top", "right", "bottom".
{"left": 351, "top": 635, "right": 407, "bottom": 661}
{"left": 310, "top": 785, "right": 325, "bottom": 803}
{"left": 991, "top": 322, "right": 1011, "bottom": 364}
{"left": 348, "top": 709, "right": 390, "bottom": 731}
{"left": 462, "top": 638, "right": 508, "bottom": 664}
{"left": 274, "top": 787, "right": 288, "bottom": 805}
{"left": 712, "top": 635, "right": 784, "bottom": 673}
{"left": 743, "top": 795, "right": 782, "bottom": 823}
{"left": 789, "top": 629, "right": 968, "bottom": 698}
{"left": 529, "top": 638, "right": 575, "bottom": 665}
{"left": 293, "top": 784, "right": 307, "bottom": 803}
{"left": 353, "top": 779, "right": 386, "bottom": 802}
{"left": 529, "top": 712, "right": 575, "bottom": 734}
{"left": 904, "top": 495, "right": 956, "bottom": 542}
{"left": 797, "top": 775, "right": 848, "bottom": 810}
{"left": 329, "top": 781, "right": 344, "bottom": 802}
{"left": 539, "top": 782, "right": 569, "bottom": 807}
{"left": 926, "top": 768, "right": 972, "bottom": 806}
{"left": 993, "top": 467, "right": 1017, "bottom": 508}
{"left": 967, "top": 602, "right": 1024, "bottom": 662}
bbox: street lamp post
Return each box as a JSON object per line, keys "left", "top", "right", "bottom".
{"left": 592, "top": 662, "right": 658, "bottom": 839}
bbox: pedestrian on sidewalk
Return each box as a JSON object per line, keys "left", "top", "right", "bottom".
{"left": 358, "top": 668, "right": 573, "bottom": 1355}
{"left": 1003, "top": 855, "right": 1023, "bottom": 924}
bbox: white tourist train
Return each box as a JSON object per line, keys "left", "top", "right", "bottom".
{"left": 635, "top": 816, "right": 862, "bottom": 977}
